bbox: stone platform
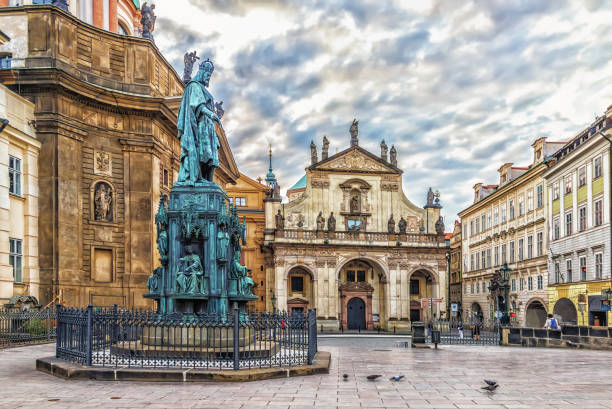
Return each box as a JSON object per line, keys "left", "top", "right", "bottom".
{"left": 141, "top": 325, "right": 255, "bottom": 348}
{"left": 35, "top": 351, "right": 330, "bottom": 382}
{"left": 110, "top": 339, "right": 280, "bottom": 359}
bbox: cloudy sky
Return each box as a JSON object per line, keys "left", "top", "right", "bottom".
{"left": 155, "top": 0, "right": 612, "bottom": 230}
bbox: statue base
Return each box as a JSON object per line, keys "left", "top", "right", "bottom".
{"left": 140, "top": 325, "right": 255, "bottom": 348}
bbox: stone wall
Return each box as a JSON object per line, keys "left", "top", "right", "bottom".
{"left": 501, "top": 325, "right": 612, "bottom": 350}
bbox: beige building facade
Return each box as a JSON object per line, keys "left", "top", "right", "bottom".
{"left": 459, "top": 138, "right": 564, "bottom": 326}
{"left": 263, "top": 126, "right": 448, "bottom": 331}
{"left": 0, "top": 84, "right": 41, "bottom": 306}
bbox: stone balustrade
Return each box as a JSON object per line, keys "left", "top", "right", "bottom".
{"left": 274, "top": 229, "right": 446, "bottom": 247}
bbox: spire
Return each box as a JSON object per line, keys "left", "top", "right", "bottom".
{"left": 265, "top": 144, "right": 276, "bottom": 186}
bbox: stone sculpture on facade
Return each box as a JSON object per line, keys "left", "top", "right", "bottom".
{"left": 140, "top": 2, "right": 156, "bottom": 41}
{"left": 182, "top": 50, "right": 200, "bottom": 82}
{"left": 316, "top": 212, "right": 325, "bottom": 231}
{"left": 435, "top": 216, "right": 445, "bottom": 236}
{"left": 176, "top": 58, "right": 222, "bottom": 185}
{"left": 390, "top": 145, "right": 397, "bottom": 166}
{"left": 327, "top": 212, "right": 336, "bottom": 232}
{"left": 310, "top": 140, "right": 317, "bottom": 164}
{"left": 94, "top": 182, "right": 112, "bottom": 222}
{"left": 275, "top": 210, "right": 284, "bottom": 230}
{"left": 322, "top": 136, "right": 330, "bottom": 160}
{"left": 350, "top": 119, "right": 359, "bottom": 147}
{"left": 350, "top": 193, "right": 360, "bottom": 213}
{"left": 387, "top": 214, "right": 395, "bottom": 233}
{"left": 398, "top": 216, "right": 407, "bottom": 234}
{"left": 425, "top": 187, "right": 442, "bottom": 208}
{"left": 380, "top": 140, "right": 388, "bottom": 161}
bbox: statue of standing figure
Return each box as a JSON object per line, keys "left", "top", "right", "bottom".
{"left": 387, "top": 214, "right": 395, "bottom": 234}
{"left": 316, "top": 212, "right": 325, "bottom": 231}
{"left": 182, "top": 50, "right": 200, "bottom": 83}
{"left": 140, "top": 2, "right": 156, "bottom": 41}
{"left": 310, "top": 140, "right": 318, "bottom": 164}
{"left": 349, "top": 119, "right": 359, "bottom": 146}
{"left": 275, "top": 209, "right": 284, "bottom": 230}
{"left": 398, "top": 216, "right": 407, "bottom": 234}
{"left": 327, "top": 212, "right": 336, "bottom": 232}
{"left": 176, "top": 58, "right": 222, "bottom": 185}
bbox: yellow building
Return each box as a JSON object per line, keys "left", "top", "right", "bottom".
{"left": 0, "top": 83, "right": 41, "bottom": 307}
{"left": 545, "top": 109, "right": 612, "bottom": 326}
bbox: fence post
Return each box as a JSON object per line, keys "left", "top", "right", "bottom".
{"left": 111, "top": 304, "right": 118, "bottom": 343}
{"left": 308, "top": 308, "right": 317, "bottom": 365}
{"left": 46, "top": 308, "right": 50, "bottom": 340}
{"left": 233, "top": 307, "right": 239, "bottom": 371}
{"left": 85, "top": 304, "right": 93, "bottom": 366}
{"left": 55, "top": 304, "right": 62, "bottom": 358}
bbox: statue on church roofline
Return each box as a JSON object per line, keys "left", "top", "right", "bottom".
{"left": 349, "top": 119, "right": 359, "bottom": 147}
{"left": 176, "top": 58, "right": 222, "bottom": 185}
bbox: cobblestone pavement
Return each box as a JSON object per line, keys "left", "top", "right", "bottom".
{"left": 2, "top": 342, "right": 612, "bottom": 409}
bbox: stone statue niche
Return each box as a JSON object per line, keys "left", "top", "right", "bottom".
{"left": 93, "top": 181, "right": 113, "bottom": 222}
{"left": 144, "top": 57, "right": 257, "bottom": 320}
{"left": 349, "top": 190, "right": 361, "bottom": 214}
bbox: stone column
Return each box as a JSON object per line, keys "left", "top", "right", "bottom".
{"left": 109, "top": 0, "right": 118, "bottom": 33}
{"left": 93, "top": 0, "right": 104, "bottom": 29}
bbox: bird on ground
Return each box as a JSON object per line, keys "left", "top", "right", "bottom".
{"left": 481, "top": 384, "right": 499, "bottom": 392}
{"left": 342, "top": 374, "right": 348, "bottom": 381}
{"left": 483, "top": 379, "right": 497, "bottom": 386}
{"left": 389, "top": 375, "right": 405, "bottom": 381}
{"left": 366, "top": 375, "right": 382, "bottom": 381}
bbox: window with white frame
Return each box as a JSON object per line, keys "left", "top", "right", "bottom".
{"left": 537, "top": 232, "right": 543, "bottom": 256}
{"left": 486, "top": 212, "right": 491, "bottom": 229}
{"left": 9, "top": 238, "right": 22, "bottom": 283}
{"left": 470, "top": 254, "right": 475, "bottom": 271}
{"left": 482, "top": 282, "right": 486, "bottom": 293}
{"left": 554, "top": 261, "right": 560, "bottom": 283}
{"left": 553, "top": 182, "right": 560, "bottom": 200}
{"left": 579, "top": 206, "right": 587, "bottom": 232}
{"left": 579, "top": 256, "right": 586, "bottom": 281}
{"left": 471, "top": 283, "right": 474, "bottom": 294}
{"left": 566, "top": 259, "right": 572, "bottom": 282}
{"left": 476, "top": 253, "right": 480, "bottom": 270}
{"left": 594, "top": 199, "right": 603, "bottom": 227}
{"left": 527, "top": 276, "right": 533, "bottom": 291}
{"left": 595, "top": 253, "right": 603, "bottom": 279}
{"left": 527, "top": 235, "right": 533, "bottom": 259}
{"left": 470, "top": 220, "right": 474, "bottom": 236}
{"left": 518, "top": 195, "right": 524, "bottom": 216}
{"left": 565, "top": 176, "right": 572, "bottom": 194}
{"left": 527, "top": 190, "right": 533, "bottom": 212}
{"left": 509, "top": 241, "right": 515, "bottom": 263}
{"left": 481, "top": 250, "right": 486, "bottom": 269}
{"left": 537, "top": 275, "right": 543, "bottom": 290}
{"left": 9, "top": 156, "right": 21, "bottom": 196}
{"left": 486, "top": 248, "right": 491, "bottom": 268}
{"left": 511, "top": 278, "right": 516, "bottom": 291}
{"left": 475, "top": 218, "right": 480, "bottom": 234}
{"left": 565, "top": 211, "right": 573, "bottom": 236}
{"left": 536, "top": 184, "right": 543, "bottom": 208}
{"left": 509, "top": 199, "right": 515, "bottom": 219}
{"left": 494, "top": 246, "right": 499, "bottom": 266}
{"left": 493, "top": 207, "right": 499, "bottom": 225}
{"left": 476, "top": 282, "right": 479, "bottom": 294}
{"left": 594, "top": 157, "right": 602, "bottom": 179}
{"left": 553, "top": 218, "right": 560, "bottom": 240}
{"left": 233, "top": 197, "right": 247, "bottom": 206}
{"left": 481, "top": 215, "right": 486, "bottom": 231}
{"left": 578, "top": 166, "right": 586, "bottom": 187}
{"left": 518, "top": 238, "right": 524, "bottom": 261}
{"left": 501, "top": 243, "right": 507, "bottom": 264}
{"left": 501, "top": 204, "right": 507, "bottom": 222}
{"left": 519, "top": 277, "right": 524, "bottom": 291}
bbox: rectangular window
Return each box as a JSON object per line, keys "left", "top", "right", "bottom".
{"left": 410, "top": 279, "right": 420, "bottom": 295}
{"left": 536, "top": 184, "right": 543, "bottom": 208}
{"left": 537, "top": 232, "right": 543, "bottom": 256}
{"left": 565, "top": 176, "right": 572, "bottom": 194}
{"left": 566, "top": 259, "right": 572, "bottom": 282}
{"left": 486, "top": 248, "right": 491, "bottom": 268}
{"left": 595, "top": 253, "right": 603, "bottom": 279}
{"left": 471, "top": 283, "right": 474, "bottom": 294}
{"left": 528, "top": 276, "right": 533, "bottom": 291}
{"left": 9, "top": 156, "right": 21, "bottom": 196}
{"left": 476, "top": 281, "right": 479, "bottom": 294}
{"left": 537, "top": 275, "right": 543, "bottom": 290}
{"left": 555, "top": 262, "right": 560, "bottom": 283}
{"left": 470, "top": 220, "right": 474, "bottom": 236}
{"left": 476, "top": 252, "right": 480, "bottom": 270}
{"left": 501, "top": 244, "right": 507, "bottom": 264}
{"left": 518, "top": 238, "right": 524, "bottom": 261}
{"left": 565, "top": 212, "right": 573, "bottom": 236}
{"left": 493, "top": 208, "right": 499, "bottom": 226}
{"left": 486, "top": 212, "right": 491, "bottom": 229}
{"left": 579, "top": 256, "right": 586, "bottom": 281}
{"left": 291, "top": 276, "right": 304, "bottom": 292}
{"left": 509, "top": 200, "right": 515, "bottom": 219}
{"left": 509, "top": 241, "right": 515, "bottom": 263}
{"left": 9, "top": 238, "right": 22, "bottom": 283}
{"left": 511, "top": 279, "right": 516, "bottom": 291}
{"left": 470, "top": 254, "right": 474, "bottom": 271}
{"left": 357, "top": 270, "right": 366, "bottom": 282}
{"left": 594, "top": 157, "right": 602, "bottom": 179}
{"left": 519, "top": 278, "right": 524, "bottom": 291}
{"left": 481, "top": 250, "right": 486, "bottom": 269}
{"left": 527, "top": 236, "right": 533, "bottom": 259}
{"left": 594, "top": 199, "right": 603, "bottom": 227}
{"left": 0, "top": 55, "right": 11, "bottom": 69}
{"left": 553, "top": 182, "right": 560, "bottom": 200}
{"left": 482, "top": 282, "right": 486, "bottom": 293}
{"left": 234, "top": 197, "right": 247, "bottom": 207}
{"left": 501, "top": 204, "right": 507, "bottom": 222}
{"left": 475, "top": 218, "right": 480, "bottom": 234}
{"left": 481, "top": 215, "right": 486, "bottom": 231}
{"left": 494, "top": 246, "right": 499, "bottom": 266}
{"left": 553, "top": 218, "right": 560, "bottom": 240}
{"left": 346, "top": 270, "right": 355, "bottom": 282}
{"left": 578, "top": 166, "right": 586, "bottom": 187}
{"left": 518, "top": 195, "right": 524, "bottom": 216}
{"left": 579, "top": 206, "right": 587, "bottom": 232}
{"left": 527, "top": 190, "right": 533, "bottom": 212}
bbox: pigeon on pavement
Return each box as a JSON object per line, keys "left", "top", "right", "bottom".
{"left": 481, "top": 384, "right": 499, "bottom": 392}
{"left": 343, "top": 374, "right": 348, "bottom": 381}
{"left": 483, "top": 379, "right": 497, "bottom": 386}
{"left": 389, "top": 375, "right": 405, "bottom": 381}
{"left": 366, "top": 375, "right": 382, "bottom": 381}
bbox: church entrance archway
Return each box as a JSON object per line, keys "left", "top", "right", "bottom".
{"left": 347, "top": 297, "right": 366, "bottom": 330}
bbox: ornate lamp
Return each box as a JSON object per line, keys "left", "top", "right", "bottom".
{"left": 498, "top": 263, "right": 511, "bottom": 282}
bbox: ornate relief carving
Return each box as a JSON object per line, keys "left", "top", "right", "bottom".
{"left": 381, "top": 182, "right": 399, "bottom": 191}
{"left": 325, "top": 150, "right": 389, "bottom": 172}
{"left": 311, "top": 179, "right": 330, "bottom": 188}
{"left": 315, "top": 259, "right": 327, "bottom": 268}
{"left": 94, "top": 150, "right": 111, "bottom": 176}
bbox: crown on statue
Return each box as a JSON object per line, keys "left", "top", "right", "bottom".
{"left": 199, "top": 58, "right": 215, "bottom": 74}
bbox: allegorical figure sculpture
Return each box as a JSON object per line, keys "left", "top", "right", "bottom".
{"left": 176, "top": 246, "right": 203, "bottom": 294}
{"left": 390, "top": 145, "right": 397, "bottom": 167}
{"left": 275, "top": 209, "right": 284, "bottom": 230}
{"left": 327, "top": 212, "right": 336, "bottom": 232}
{"left": 94, "top": 182, "right": 112, "bottom": 222}
{"left": 387, "top": 214, "right": 395, "bottom": 234}
{"left": 182, "top": 50, "right": 200, "bottom": 82}
{"left": 230, "top": 248, "right": 255, "bottom": 297}
{"left": 316, "top": 212, "right": 325, "bottom": 231}
{"left": 435, "top": 216, "right": 445, "bottom": 236}
{"left": 322, "top": 135, "right": 330, "bottom": 160}
{"left": 176, "top": 58, "right": 222, "bottom": 185}
{"left": 398, "top": 216, "right": 407, "bottom": 234}
{"left": 310, "top": 140, "right": 318, "bottom": 165}
{"left": 147, "top": 266, "right": 162, "bottom": 294}
{"left": 155, "top": 194, "right": 169, "bottom": 260}
{"left": 350, "top": 193, "right": 360, "bottom": 213}
{"left": 349, "top": 119, "right": 359, "bottom": 147}
{"left": 140, "top": 2, "right": 156, "bottom": 41}
{"left": 380, "top": 140, "right": 388, "bottom": 161}
{"left": 217, "top": 228, "right": 230, "bottom": 261}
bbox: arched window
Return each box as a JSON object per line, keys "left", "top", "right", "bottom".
{"left": 118, "top": 21, "right": 129, "bottom": 35}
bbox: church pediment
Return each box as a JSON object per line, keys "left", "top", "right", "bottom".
{"left": 310, "top": 146, "right": 401, "bottom": 174}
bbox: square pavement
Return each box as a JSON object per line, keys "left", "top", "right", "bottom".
{"left": 1, "top": 341, "right": 612, "bottom": 408}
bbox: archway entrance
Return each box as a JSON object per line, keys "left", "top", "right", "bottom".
{"left": 347, "top": 297, "right": 366, "bottom": 329}
{"left": 525, "top": 300, "right": 547, "bottom": 327}
{"left": 553, "top": 298, "right": 577, "bottom": 324}
{"left": 471, "top": 302, "right": 483, "bottom": 321}
{"left": 338, "top": 259, "right": 386, "bottom": 330}
{"left": 409, "top": 269, "right": 437, "bottom": 321}
{"left": 286, "top": 266, "right": 314, "bottom": 311}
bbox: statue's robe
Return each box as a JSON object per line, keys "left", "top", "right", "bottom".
{"left": 176, "top": 80, "right": 219, "bottom": 184}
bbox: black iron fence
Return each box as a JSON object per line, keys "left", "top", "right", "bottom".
{"left": 56, "top": 305, "right": 318, "bottom": 370}
{"left": 0, "top": 308, "right": 56, "bottom": 348}
{"left": 428, "top": 319, "right": 500, "bottom": 345}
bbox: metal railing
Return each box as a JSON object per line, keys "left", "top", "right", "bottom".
{"left": 56, "top": 305, "right": 318, "bottom": 370}
{"left": 0, "top": 308, "right": 56, "bottom": 348}
{"left": 428, "top": 319, "right": 500, "bottom": 345}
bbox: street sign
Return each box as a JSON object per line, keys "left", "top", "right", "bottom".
{"left": 451, "top": 303, "right": 458, "bottom": 312}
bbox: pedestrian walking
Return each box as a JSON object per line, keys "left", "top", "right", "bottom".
{"left": 458, "top": 322, "right": 464, "bottom": 339}
{"left": 474, "top": 320, "right": 481, "bottom": 341}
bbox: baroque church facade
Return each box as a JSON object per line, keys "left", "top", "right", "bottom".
{"left": 263, "top": 122, "right": 449, "bottom": 331}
